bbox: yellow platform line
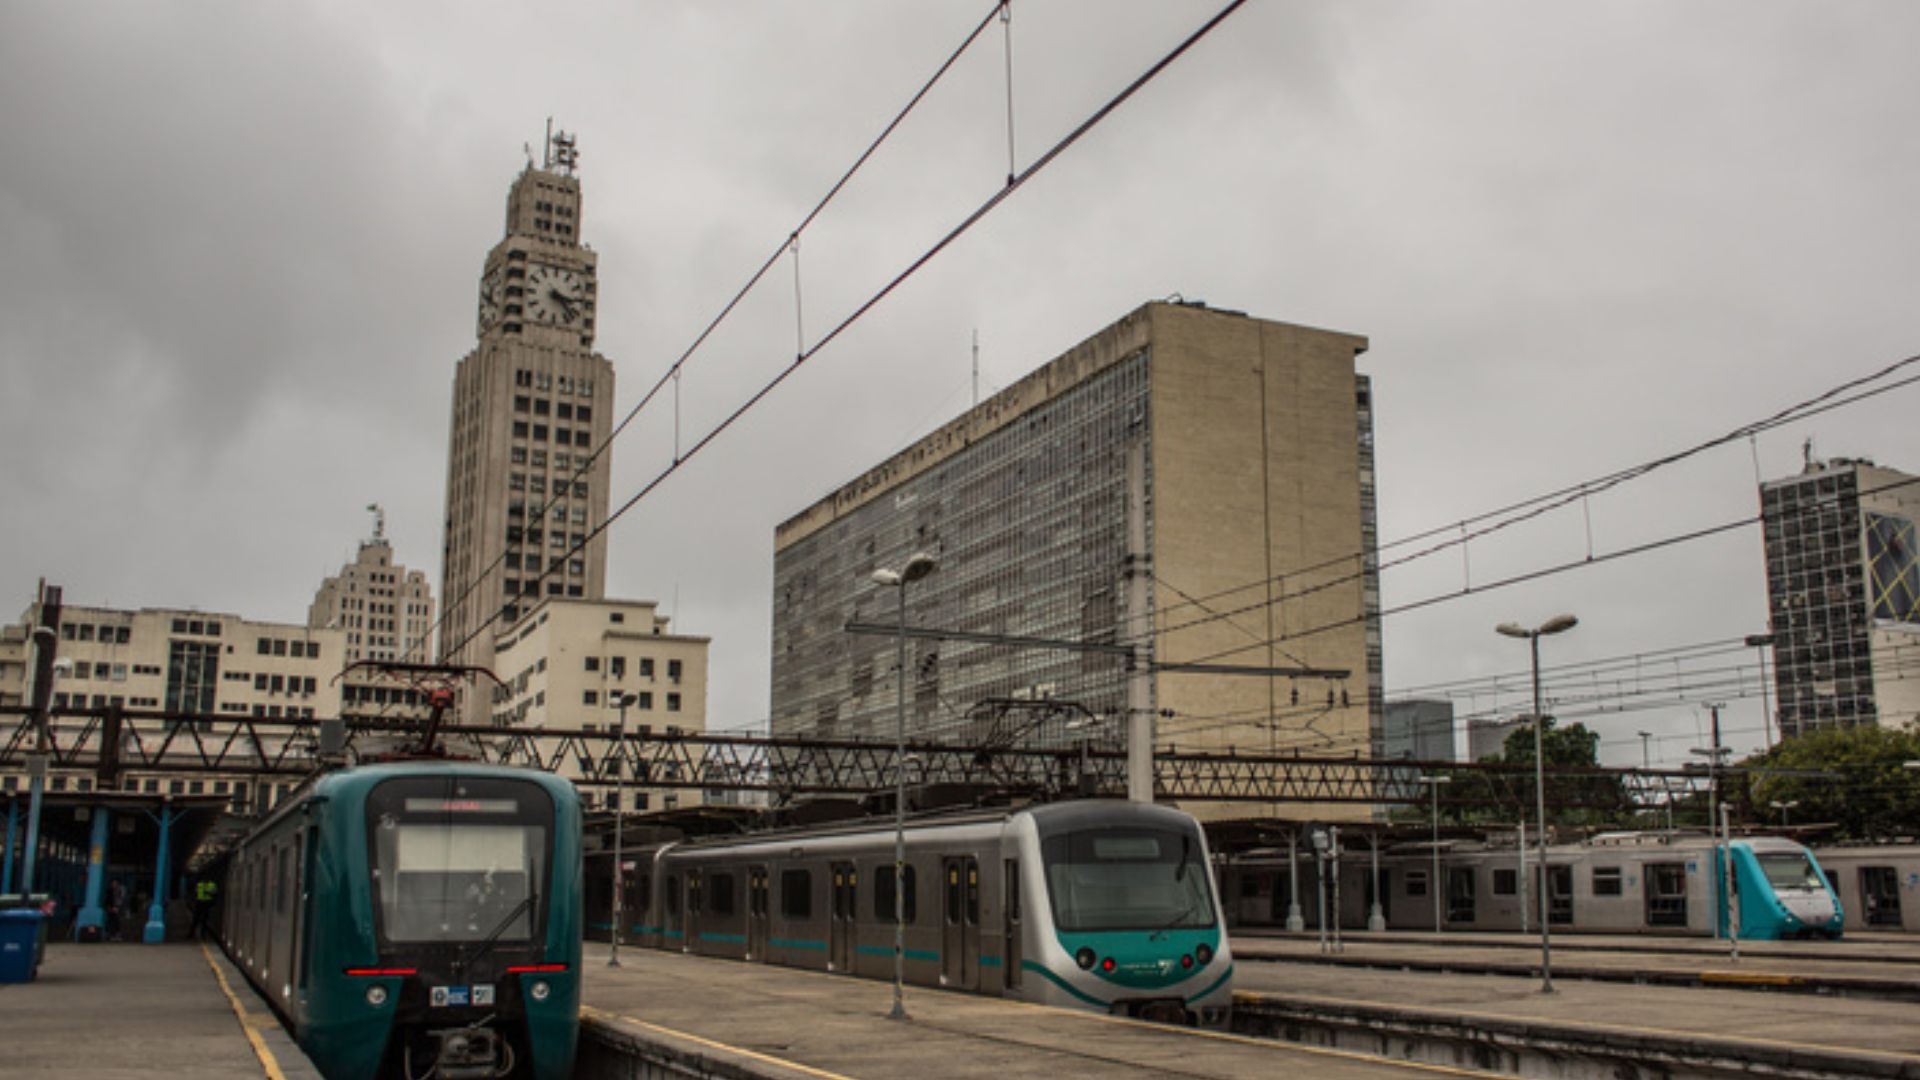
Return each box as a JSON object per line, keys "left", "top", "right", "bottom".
{"left": 1698, "top": 969, "right": 1802, "bottom": 987}
{"left": 201, "top": 943, "right": 289, "bottom": 1080}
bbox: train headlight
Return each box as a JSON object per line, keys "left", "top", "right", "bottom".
{"left": 529, "top": 980, "right": 552, "bottom": 1002}
{"left": 365, "top": 985, "right": 389, "bottom": 1007}
{"left": 1075, "top": 947, "right": 1096, "bottom": 970}
{"left": 1195, "top": 943, "right": 1213, "bottom": 966}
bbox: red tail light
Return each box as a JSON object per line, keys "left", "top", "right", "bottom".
{"left": 344, "top": 967, "right": 416, "bottom": 976}
{"left": 1100, "top": 957, "right": 1115, "bottom": 973}
{"left": 1181, "top": 954, "right": 1194, "bottom": 969}
{"left": 506, "top": 963, "right": 569, "bottom": 974}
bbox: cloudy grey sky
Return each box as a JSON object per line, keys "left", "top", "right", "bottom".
{"left": 3, "top": 2, "right": 1915, "bottom": 771}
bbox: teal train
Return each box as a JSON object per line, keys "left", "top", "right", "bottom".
{"left": 588, "top": 799, "right": 1234, "bottom": 1025}
{"left": 222, "top": 763, "right": 582, "bottom": 1079}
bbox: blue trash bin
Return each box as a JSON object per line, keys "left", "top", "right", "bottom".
{"left": 0, "top": 909, "right": 45, "bottom": 983}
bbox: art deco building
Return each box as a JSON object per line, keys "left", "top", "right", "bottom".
{"left": 1760, "top": 456, "right": 1920, "bottom": 737}
{"left": 308, "top": 507, "right": 436, "bottom": 719}
{"left": 440, "top": 134, "right": 614, "bottom": 719}
{"left": 771, "top": 301, "right": 1380, "bottom": 821}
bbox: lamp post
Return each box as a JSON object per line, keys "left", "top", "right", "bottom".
{"left": 608, "top": 692, "right": 636, "bottom": 968}
{"left": 1415, "top": 774, "right": 1450, "bottom": 934}
{"left": 1691, "top": 739, "right": 1733, "bottom": 959}
{"left": 1769, "top": 800, "right": 1799, "bottom": 829}
{"left": 1497, "top": 613, "right": 1579, "bottom": 994}
{"left": 873, "top": 551, "right": 937, "bottom": 1021}
{"left": 1745, "top": 634, "right": 1776, "bottom": 751}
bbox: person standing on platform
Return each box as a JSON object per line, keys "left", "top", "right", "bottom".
{"left": 191, "top": 877, "right": 218, "bottom": 941}
{"left": 105, "top": 878, "right": 126, "bottom": 942}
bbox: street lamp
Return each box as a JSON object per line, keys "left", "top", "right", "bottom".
{"left": 1496, "top": 613, "right": 1578, "bottom": 994}
{"left": 1691, "top": 742, "right": 1734, "bottom": 960}
{"left": 1415, "top": 774, "right": 1451, "bottom": 934}
{"left": 1745, "top": 634, "right": 1777, "bottom": 751}
{"left": 873, "top": 551, "right": 937, "bottom": 1021}
{"left": 1769, "top": 800, "right": 1800, "bottom": 829}
{"left": 608, "top": 692, "right": 637, "bottom": 968}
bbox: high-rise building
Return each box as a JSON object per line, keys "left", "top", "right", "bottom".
{"left": 1384, "top": 699, "right": 1456, "bottom": 762}
{"left": 771, "top": 301, "right": 1379, "bottom": 821}
{"left": 1760, "top": 456, "right": 1920, "bottom": 738}
{"left": 309, "top": 506, "right": 436, "bottom": 719}
{"left": 1466, "top": 717, "right": 1524, "bottom": 763}
{"left": 440, "top": 132, "right": 615, "bottom": 719}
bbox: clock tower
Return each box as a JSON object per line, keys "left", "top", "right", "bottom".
{"left": 440, "top": 129, "right": 615, "bottom": 718}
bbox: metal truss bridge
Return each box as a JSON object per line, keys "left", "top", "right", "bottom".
{"left": 0, "top": 705, "right": 1721, "bottom": 811}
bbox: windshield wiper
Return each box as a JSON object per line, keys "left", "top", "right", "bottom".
{"left": 458, "top": 894, "right": 535, "bottom": 972}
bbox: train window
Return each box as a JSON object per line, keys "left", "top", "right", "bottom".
{"left": 1756, "top": 853, "right": 1825, "bottom": 891}
{"left": 276, "top": 847, "right": 290, "bottom": 915}
{"left": 1042, "top": 827, "right": 1213, "bottom": 933}
{"left": 1446, "top": 868, "right": 1476, "bottom": 923}
{"left": 946, "top": 864, "right": 962, "bottom": 925}
{"left": 710, "top": 872, "right": 737, "bottom": 917}
{"left": 1406, "top": 868, "right": 1428, "bottom": 897}
{"left": 781, "top": 870, "right": 812, "bottom": 919}
{"left": 966, "top": 862, "right": 980, "bottom": 926}
{"left": 666, "top": 874, "right": 681, "bottom": 915}
{"left": 875, "top": 865, "right": 918, "bottom": 924}
{"left": 365, "top": 776, "right": 555, "bottom": 945}
{"left": 1593, "top": 866, "right": 1623, "bottom": 896}
{"left": 1492, "top": 869, "right": 1518, "bottom": 896}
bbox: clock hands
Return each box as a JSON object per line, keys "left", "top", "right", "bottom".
{"left": 548, "top": 288, "right": 580, "bottom": 322}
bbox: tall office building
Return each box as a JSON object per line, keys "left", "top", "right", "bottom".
{"left": 771, "top": 301, "right": 1380, "bottom": 821}
{"left": 1384, "top": 699, "right": 1456, "bottom": 762}
{"left": 440, "top": 132, "right": 615, "bottom": 719}
{"left": 1760, "top": 456, "right": 1920, "bottom": 738}
{"left": 309, "top": 507, "right": 436, "bottom": 718}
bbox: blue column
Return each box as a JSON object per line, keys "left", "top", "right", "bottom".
{"left": 143, "top": 807, "right": 176, "bottom": 943}
{"left": 75, "top": 807, "right": 111, "bottom": 941}
{"left": 2, "top": 798, "right": 17, "bottom": 895}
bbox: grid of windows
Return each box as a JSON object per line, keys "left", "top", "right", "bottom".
{"left": 1762, "top": 469, "right": 1877, "bottom": 736}
{"left": 771, "top": 350, "right": 1152, "bottom": 748}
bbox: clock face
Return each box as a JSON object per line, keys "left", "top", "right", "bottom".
{"left": 478, "top": 266, "right": 504, "bottom": 332}
{"left": 524, "top": 264, "right": 589, "bottom": 327}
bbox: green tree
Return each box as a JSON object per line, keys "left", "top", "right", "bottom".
{"left": 1400, "top": 717, "right": 1632, "bottom": 829}
{"left": 1732, "top": 725, "right": 1920, "bottom": 840}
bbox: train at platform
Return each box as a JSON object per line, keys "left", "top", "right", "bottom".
{"left": 586, "top": 799, "right": 1234, "bottom": 1025}
{"left": 1222, "top": 831, "right": 1849, "bottom": 939}
{"left": 221, "top": 762, "right": 583, "bottom": 1080}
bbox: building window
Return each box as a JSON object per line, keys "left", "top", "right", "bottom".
{"left": 668, "top": 659, "right": 683, "bottom": 682}
{"left": 667, "top": 693, "right": 681, "bottom": 712}
{"left": 637, "top": 692, "right": 653, "bottom": 709}
{"left": 583, "top": 690, "right": 599, "bottom": 706}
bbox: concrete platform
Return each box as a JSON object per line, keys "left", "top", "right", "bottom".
{"left": 1234, "top": 948, "right": 1920, "bottom": 1078}
{"left": 0, "top": 942, "right": 320, "bottom": 1080}
{"left": 1233, "top": 930, "right": 1920, "bottom": 1000}
{"left": 577, "top": 942, "right": 1507, "bottom": 1079}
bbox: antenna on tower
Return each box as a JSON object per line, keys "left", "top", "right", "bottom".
{"left": 367, "top": 503, "right": 386, "bottom": 543}
{"left": 551, "top": 128, "right": 579, "bottom": 176}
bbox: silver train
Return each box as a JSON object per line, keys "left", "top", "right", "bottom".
{"left": 586, "top": 800, "right": 1234, "bottom": 1025}
{"left": 1222, "top": 831, "right": 1849, "bottom": 939}
{"left": 1805, "top": 844, "right": 1920, "bottom": 932}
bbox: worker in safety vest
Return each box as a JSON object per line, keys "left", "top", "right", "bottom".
{"left": 191, "top": 878, "right": 218, "bottom": 940}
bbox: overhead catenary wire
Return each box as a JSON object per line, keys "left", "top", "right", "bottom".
{"left": 429, "top": 1, "right": 1250, "bottom": 665}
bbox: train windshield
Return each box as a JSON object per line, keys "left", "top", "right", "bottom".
{"left": 367, "top": 776, "right": 555, "bottom": 944}
{"left": 1042, "top": 826, "right": 1215, "bottom": 932}
{"left": 1756, "top": 851, "right": 1826, "bottom": 891}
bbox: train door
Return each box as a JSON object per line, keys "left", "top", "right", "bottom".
{"left": 746, "top": 864, "right": 770, "bottom": 960}
{"left": 941, "top": 856, "right": 979, "bottom": 990}
{"left": 1003, "top": 859, "right": 1022, "bottom": 990}
{"left": 684, "top": 869, "right": 703, "bottom": 951}
{"left": 829, "top": 862, "right": 856, "bottom": 973}
{"left": 1861, "top": 866, "right": 1903, "bottom": 927}
{"left": 1547, "top": 865, "right": 1574, "bottom": 926}
{"left": 1446, "top": 866, "right": 1476, "bottom": 924}
{"left": 1645, "top": 862, "right": 1688, "bottom": 927}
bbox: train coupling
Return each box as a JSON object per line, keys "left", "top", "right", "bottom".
{"left": 419, "top": 1018, "right": 511, "bottom": 1079}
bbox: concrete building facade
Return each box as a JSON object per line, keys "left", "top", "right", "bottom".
{"left": 308, "top": 509, "right": 437, "bottom": 719}
{"left": 0, "top": 594, "right": 346, "bottom": 812}
{"left": 1760, "top": 457, "right": 1920, "bottom": 737}
{"left": 771, "top": 301, "right": 1379, "bottom": 820}
{"left": 440, "top": 136, "right": 615, "bottom": 719}
{"left": 489, "top": 597, "right": 710, "bottom": 810}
